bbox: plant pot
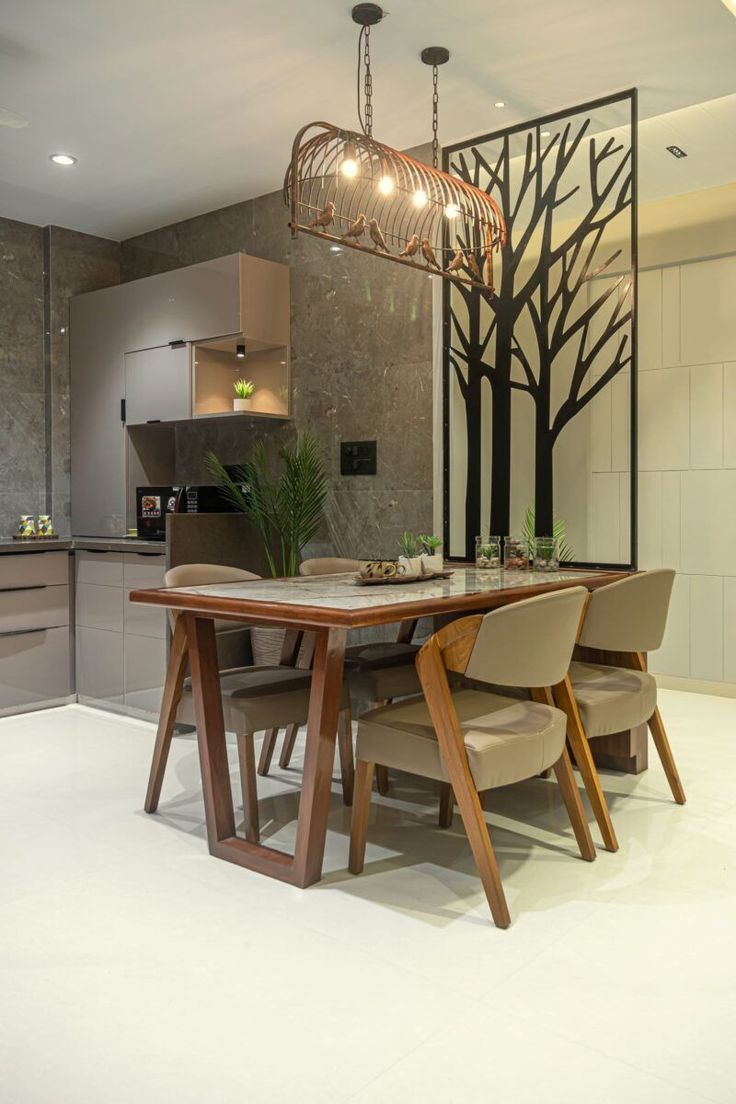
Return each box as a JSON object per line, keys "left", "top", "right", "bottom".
{"left": 421, "top": 553, "right": 444, "bottom": 574}
{"left": 233, "top": 397, "right": 252, "bottom": 412}
{"left": 398, "top": 555, "right": 422, "bottom": 576}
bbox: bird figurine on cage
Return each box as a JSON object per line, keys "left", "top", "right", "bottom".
{"left": 465, "top": 252, "right": 483, "bottom": 283}
{"left": 446, "top": 249, "right": 464, "bottom": 274}
{"left": 308, "top": 200, "right": 335, "bottom": 230}
{"left": 399, "top": 234, "right": 420, "bottom": 258}
{"left": 420, "top": 239, "right": 440, "bottom": 269}
{"left": 342, "top": 213, "right": 366, "bottom": 241}
{"left": 368, "top": 218, "right": 389, "bottom": 252}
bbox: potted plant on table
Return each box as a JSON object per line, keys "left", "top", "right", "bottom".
{"left": 233, "top": 378, "right": 254, "bottom": 412}
{"left": 206, "top": 432, "right": 327, "bottom": 662}
{"left": 417, "top": 534, "right": 443, "bottom": 574}
{"left": 398, "top": 531, "right": 422, "bottom": 576}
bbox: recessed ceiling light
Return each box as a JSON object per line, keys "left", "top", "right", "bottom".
{"left": 666, "top": 145, "right": 687, "bottom": 159}
{"left": 541, "top": 130, "right": 551, "bottom": 137}
{"left": 329, "top": 245, "right": 343, "bottom": 253}
{"left": 49, "top": 153, "right": 77, "bottom": 166}
{"left": 494, "top": 101, "right": 505, "bottom": 108}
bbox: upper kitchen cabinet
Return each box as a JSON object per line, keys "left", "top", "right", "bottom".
{"left": 124, "top": 344, "right": 191, "bottom": 426}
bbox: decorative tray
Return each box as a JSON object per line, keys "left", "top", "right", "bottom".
{"left": 354, "top": 569, "right": 454, "bottom": 586}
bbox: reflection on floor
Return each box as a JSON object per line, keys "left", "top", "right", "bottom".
{"left": 0, "top": 691, "right": 733, "bottom": 1104}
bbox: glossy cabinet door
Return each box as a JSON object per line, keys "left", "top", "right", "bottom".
{"left": 70, "top": 284, "right": 128, "bottom": 537}
{"left": 124, "top": 345, "right": 191, "bottom": 426}
{"left": 124, "top": 254, "right": 241, "bottom": 348}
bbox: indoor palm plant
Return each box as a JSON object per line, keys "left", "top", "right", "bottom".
{"left": 521, "top": 503, "right": 574, "bottom": 568}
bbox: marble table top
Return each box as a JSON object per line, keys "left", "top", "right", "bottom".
{"left": 137, "top": 567, "right": 617, "bottom": 629}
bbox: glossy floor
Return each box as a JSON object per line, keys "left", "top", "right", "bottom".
{"left": 0, "top": 692, "right": 733, "bottom": 1103}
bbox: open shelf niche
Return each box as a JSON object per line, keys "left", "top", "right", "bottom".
{"left": 192, "top": 334, "right": 290, "bottom": 419}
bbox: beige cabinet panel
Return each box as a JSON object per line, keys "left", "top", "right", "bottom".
{"left": 681, "top": 256, "right": 736, "bottom": 366}
{"left": 124, "top": 590, "right": 166, "bottom": 639}
{"left": 588, "top": 472, "right": 621, "bottom": 563}
{"left": 638, "top": 366, "right": 689, "bottom": 471}
{"left": 124, "top": 254, "right": 241, "bottom": 350}
{"left": 661, "top": 265, "right": 681, "bottom": 368}
{"left": 124, "top": 345, "right": 191, "bottom": 426}
{"left": 724, "top": 579, "right": 736, "bottom": 683}
{"left": 76, "top": 582, "right": 124, "bottom": 633}
{"left": 724, "top": 363, "right": 736, "bottom": 468}
{"left": 124, "top": 633, "right": 166, "bottom": 715}
{"left": 637, "top": 472, "right": 662, "bottom": 569}
{"left": 638, "top": 268, "right": 662, "bottom": 371}
{"left": 661, "top": 471, "right": 682, "bottom": 572}
{"left": 689, "top": 363, "right": 723, "bottom": 470}
{"left": 0, "top": 551, "right": 69, "bottom": 590}
{"left": 689, "top": 575, "right": 723, "bottom": 682}
{"left": 0, "top": 585, "right": 69, "bottom": 635}
{"left": 0, "top": 627, "right": 72, "bottom": 713}
{"left": 76, "top": 626, "right": 125, "bottom": 704}
{"left": 75, "top": 551, "right": 124, "bottom": 587}
{"left": 681, "top": 469, "right": 736, "bottom": 576}
{"left": 122, "top": 553, "right": 166, "bottom": 588}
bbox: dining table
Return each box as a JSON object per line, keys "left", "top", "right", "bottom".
{"left": 129, "top": 565, "right": 629, "bottom": 888}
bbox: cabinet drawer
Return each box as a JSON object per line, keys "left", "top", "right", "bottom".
{"left": 75, "top": 551, "right": 124, "bottom": 587}
{"left": 122, "top": 553, "right": 166, "bottom": 588}
{"left": 76, "top": 626, "right": 124, "bottom": 703}
{"left": 76, "top": 582, "right": 124, "bottom": 633}
{"left": 124, "top": 591, "right": 166, "bottom": 638}
{"left": 0, "top": 626, "right": 71, "bottom": 712}
{"left": 0, "top": 551, "right": 69, "bottom": 590}
{"left": 124, "top": 633, "right": 166, "bottom": 715}
{"left": 0, "top": 584, "right": 69, "bottom": 635}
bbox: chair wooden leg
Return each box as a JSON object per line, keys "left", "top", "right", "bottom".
{"left": 349, "top": 760, "right": 374, "bottom": 874}
{"left": 237, "top": 732, "right": 260, "bottom": 843}
{"left": 552, "top": 747, "right": 596, "bottom": 862}
{"left": 372, "top": 700, "right": 391, "bottom": 795}
{"left": 648, "top": 707, "right": 686, "bottom": 804}
{"left": 144, "top": 616, "right": 188, "bottom": 813}
{"left": 278, "top": 722, "right": 300, "bottom": 769}
{"left": 553, "top": 677, "right": 619, "bottom": 853}
{"left": 438, "top": 782, "right": 454, "bottom": 828}
{"left": 337, "top": 706, "right": 355, "bottom": 806}
{"left": 257, "top": 727, "right": 279, "bottom": 776}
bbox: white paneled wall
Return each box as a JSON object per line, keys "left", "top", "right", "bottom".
{"left": 637, "top": 253, "right": 736, "bottom": 685}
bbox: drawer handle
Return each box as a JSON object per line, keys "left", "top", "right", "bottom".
{"left": 0, "top": 584, "right": 48, "bottom": 594}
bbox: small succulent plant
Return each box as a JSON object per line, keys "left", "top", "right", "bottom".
{"left": 418, "top": 534, "right": 442, "bottom": 554}
{"left": 233, "top": 378, "right": 254, "bottom": 399}
{"left": 399, "top": 530, "right": 420, "bottom": 558}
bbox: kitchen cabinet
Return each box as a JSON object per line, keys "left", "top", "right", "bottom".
{"left": 75, "top": 550, "right": 167, "bottom": 718}
{"left": 70, "top": 252, "right": 290, "bottom": 537}
{"left": 0, "top": 551, "right": 72, "bottom": 715}
{"left": 124, "top": 345, "right": 191, "bottom": 426}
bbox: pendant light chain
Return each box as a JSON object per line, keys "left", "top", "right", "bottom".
{"left": 432, "top": 63, "right": 439, "bottom": 168}
{"left": 363, "top": 25, "right": 373, "bottom": 137}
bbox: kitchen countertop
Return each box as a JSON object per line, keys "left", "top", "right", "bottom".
{"left": 0, "top": 537, "right": 163, "bottom": 555}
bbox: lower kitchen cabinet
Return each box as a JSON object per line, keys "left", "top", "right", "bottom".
{"left": 0, "top": 551, "right": 73, "bottom": 716}
{"left": 75, "top": 549, "right": 167, "bottom": 718}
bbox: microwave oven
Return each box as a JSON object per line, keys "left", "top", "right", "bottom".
{"left": 135, "top": 484, "right": 244, "bottom": 540}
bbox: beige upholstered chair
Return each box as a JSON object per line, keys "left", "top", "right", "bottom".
{"left": 553, "top": 569, "right": 685, "bottom": 854}
{"left": 349, "top": 587, "right": 596, "bottom": 928}
{"left": 144, "top": 564, "right": 353, "bottom": 843}
{"left": 270, "top": 556, "right": 422, "bottom": 794}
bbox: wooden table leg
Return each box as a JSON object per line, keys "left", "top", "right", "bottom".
{"left": 144, "top": 616, "right": 189, "bottom": 814}
{"left": 293, "top": 627, "right": 347, "bottom": 887}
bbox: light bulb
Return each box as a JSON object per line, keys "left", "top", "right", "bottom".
{"left": 413, "top": 189, "right": 428, "bottom": 208}
{"left": 444, "top": 203, "right": 460, "bottom": 219}
{"left": 378, "top": 175, "right": 394, "bottom": 195}
{"left": 341, "top": 158, "right": 358, "bottom": 178}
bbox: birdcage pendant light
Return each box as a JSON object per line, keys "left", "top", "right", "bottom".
{"left": 283, "top": 5, "right": 506, "bottom": 292}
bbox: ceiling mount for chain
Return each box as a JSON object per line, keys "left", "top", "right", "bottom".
{"left": 352, "top": 4, "right": 384, "bottom": 137}
{"left": 421, "top": 47, "right": 450, "bottom": 169}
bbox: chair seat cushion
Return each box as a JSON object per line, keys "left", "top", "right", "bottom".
{"left": 356, "top": 689, "right": 567, "bottom": 791}
{"left": 345, "top": 642, "right": 421, "bottom": 703}
{"left": 568, "top": 661, "right": 657, "bottom": 739}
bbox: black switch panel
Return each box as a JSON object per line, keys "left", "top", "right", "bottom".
{"left": 340, "top": 440, "right": 377, "bottom": 476}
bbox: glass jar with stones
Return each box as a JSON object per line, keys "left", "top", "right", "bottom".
{"left": 532, "top": 537, "right": 559, "bottom": 572}
{"left": 503, "top": 536, "right": 530, "bottom": 571}
{"left": 475, "top": 536, "right": 501, "bottom": 569}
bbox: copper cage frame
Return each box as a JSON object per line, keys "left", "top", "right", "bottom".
{"left": 284, "top": 121, "right": 506, "bottom": 292}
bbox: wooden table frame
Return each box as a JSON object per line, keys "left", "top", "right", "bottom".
{"left": 131, "top": 569, "right": 628, "bottom": 888}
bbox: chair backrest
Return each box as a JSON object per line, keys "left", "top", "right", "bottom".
{"left": 463, "top": 586, "right": 588, "bottom": 689}
{"left": 299, "top": 557, "right": 361, "bottom": 576}
{"left": 578, "top": 569, "right": 675, "bottom": 653}
{"left": 164, "top": 563, "right": 260, "bottom": 589}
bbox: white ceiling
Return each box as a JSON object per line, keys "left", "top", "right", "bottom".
{"left": 0, "top": 0, "right": 735, "bottom": 239}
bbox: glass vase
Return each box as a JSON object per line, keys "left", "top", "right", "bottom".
{"left": 532, "top": 536, "right": 559, "bottom": 572}
{"left": 503, "top": 536, "right": 529, "bottom": 571}
{"left": 475, "top": 536, "right": 501, "bottom": 569}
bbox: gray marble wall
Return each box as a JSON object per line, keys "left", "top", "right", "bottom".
{"left": 121, "top": 144, "right": 435, "bottom": 559}
{"left": 0, "top": 216, "right": 119, "bottom": 538}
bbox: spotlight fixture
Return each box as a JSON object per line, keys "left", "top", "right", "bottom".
{"left": 49, "top": 153, "right": 77, "bottom": 166}
{"left": 494, "top": 101, "right": 505, "bottom": 108}
{"left": 666, "top": 145, "right": 687, "bottom": 159}
{"left": 236, "top": 343, "right": 246, "bottom": 358}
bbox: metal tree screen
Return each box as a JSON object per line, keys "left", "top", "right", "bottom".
{"left": 443, "top": 90, "right": 637, "bottom": 567}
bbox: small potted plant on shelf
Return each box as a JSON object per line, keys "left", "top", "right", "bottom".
{"left": 398, "top": 531, "right": 422, "bottom": 576}
{"left": 233, "top": 378, "right": 254, "bottom": 412}
{"left": 418, "top": 534, "right": 443, "bottom": 574}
